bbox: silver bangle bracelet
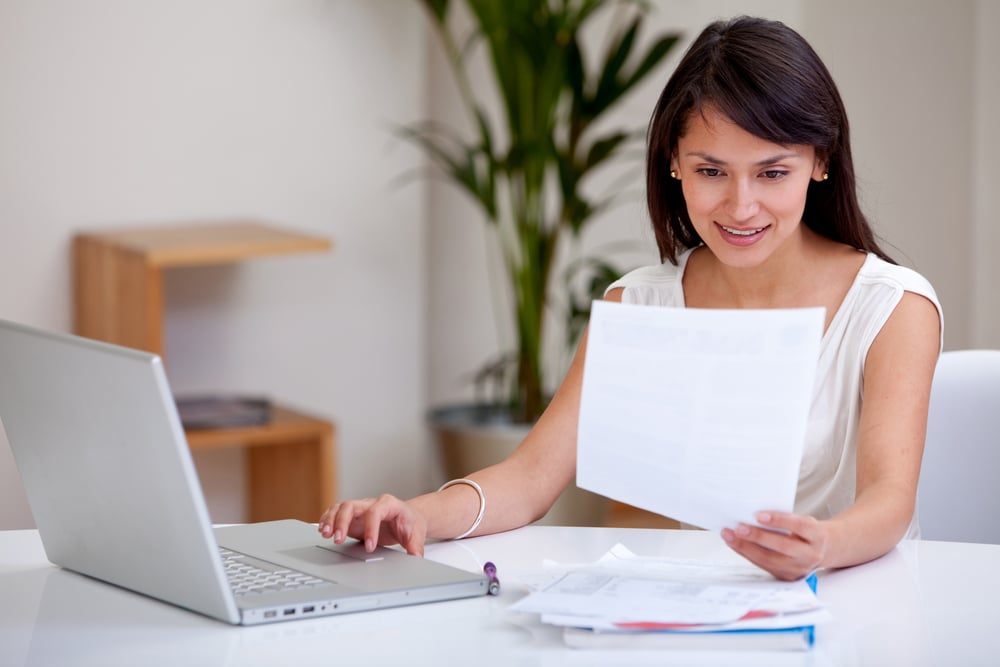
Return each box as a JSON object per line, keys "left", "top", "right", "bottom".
{"left": 437, "top": 478, "right": 485, "bottom": 540}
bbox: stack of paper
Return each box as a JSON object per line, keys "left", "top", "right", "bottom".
{"left": 510, "top": 544, "right": 829, "bottom": 651}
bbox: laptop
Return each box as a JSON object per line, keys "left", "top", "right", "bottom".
{"left": 0, "top": 318, "right": 488, "bottom": 625}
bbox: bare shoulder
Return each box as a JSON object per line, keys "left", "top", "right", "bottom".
{"left": 604, "top": 287, "right": 625, "bottom": 303}
{"left": 882, "top": 290, "right": 941, "bottom": 345}
{"left": 867, "top": 290, "right": 941, "bottom": 377}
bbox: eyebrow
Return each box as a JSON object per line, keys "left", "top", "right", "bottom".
{"left": 684, "top": 151, "right": 800, "bottom": 166}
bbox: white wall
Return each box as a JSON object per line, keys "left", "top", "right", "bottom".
{"left": 802, "top": 0, "right": 978, "bottom": 348}
{"left": 972, "top": 0, "right": 1000, "bottom": 347}
{"left": 0, "top": 0, "right": 430, "bottom": 528}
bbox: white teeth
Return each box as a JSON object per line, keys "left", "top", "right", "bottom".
{"left": 721, "top": 225, "right": 764, "bottom": 236}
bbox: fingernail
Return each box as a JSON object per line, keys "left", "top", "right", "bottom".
{"left": 758, "top": 512, "right": 772, "bottom": 524}
{"left": 365, "top": 538, "right": 374, "bottom": 551}
{"left": 737, "top": 524, "right": 751, "bottom": 537}
{"left": 721, "top": 529, "right": 733, "bottom": 543}
{"left": 334, "top": 530, "right": 343, "bottom": 542}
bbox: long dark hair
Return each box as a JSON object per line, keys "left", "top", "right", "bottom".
{"left": 647, "top": 16, "right": 895, "bottom": 265}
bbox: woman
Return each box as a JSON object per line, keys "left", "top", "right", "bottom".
{"left": 319, "top": 16, "right": 942, "bottom": 581}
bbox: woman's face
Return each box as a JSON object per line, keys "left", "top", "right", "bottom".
{"left": 672, "top": 107, "right": 826, "bottom": 269}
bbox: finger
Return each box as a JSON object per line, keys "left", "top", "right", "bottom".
{"left": 318, "top": 503, "right": 343, "bottom": 536}
{"left": 332, "top": 499, "right": 374, "bottom": 544}
{"left": 362, "top": 495, "right": 399, "bottom": 552}
{"left": 320, "top": 508, "right": 338, "bottom": 537}
{"left": 736, "top": 522, "right": 818, "bottom": 567}
{"left": 756, "top": 511, "right": 817, "bottom": 539}
{"left": 736, "top": 522, "right": 795, "bottom": 551}
{"left": 724, "top": 524, "right": 820, "bottom": 580}
{"left": 393, "top": 514, "right": 425, "bottom": 557}
{"left": 722, "top": 531, "right": 802, "bottom": 580}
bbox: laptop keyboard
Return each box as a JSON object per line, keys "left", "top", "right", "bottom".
{"left": 220, "top": 547, "right": 333, "bottom": 597}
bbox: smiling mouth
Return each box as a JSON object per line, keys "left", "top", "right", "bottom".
{"left": 719, "top": 224, "right": 767, "bottom": 236}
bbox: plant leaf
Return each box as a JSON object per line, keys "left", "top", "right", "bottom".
{"left": 396, "top": 123, "right": 497, "bottom": 220}
{"left": 593, "top": 17, "right": 640, "bottom": 111}
{"left": 622, "top": 32, "right": 681, "bottom": 92}
{"left": 585, "top": 131, "right": 630, "bottom": 171}
{"left": 422, "top": 0, "right": 449, "bottom": 24}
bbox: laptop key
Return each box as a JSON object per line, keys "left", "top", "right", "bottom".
{"left": 220, "top": 547, "right": 335, "bottom": 598}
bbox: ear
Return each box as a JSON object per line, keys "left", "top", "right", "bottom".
{"left": 812, "top": 156, "right": 829, "bottom": 182}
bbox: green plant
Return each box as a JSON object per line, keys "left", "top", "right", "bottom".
{"left": 409, "top": 0, "right": 680, "bottom": 423}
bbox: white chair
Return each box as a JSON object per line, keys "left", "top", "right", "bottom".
{"left": 917, "top": 349, "right": 1000, "bottom": 543}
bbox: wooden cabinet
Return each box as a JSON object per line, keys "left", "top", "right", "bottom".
{"left": 73, "top": 221, "right": 336, "bottom": 522}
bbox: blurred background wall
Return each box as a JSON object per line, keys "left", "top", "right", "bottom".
{"left": 2, "top": 0, "right": 996, "bottom": 529}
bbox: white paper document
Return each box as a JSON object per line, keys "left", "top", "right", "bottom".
{"left": 513, "top": 571, "right": 771, "bottom": 625}
{"left": 577, "top": 301, "right": 824, "bottom": 531}
{"left": 509, "top": 544, "right": 828, "bottom": 629}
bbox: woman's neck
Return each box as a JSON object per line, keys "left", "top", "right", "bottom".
{"left": 685, "top": 227, "right": 851, "bottom": 310}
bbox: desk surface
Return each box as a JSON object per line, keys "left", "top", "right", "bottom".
{"left": 1, "top": 526, "right": 997, "bottom": 667}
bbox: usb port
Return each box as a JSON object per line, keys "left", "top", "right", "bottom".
{"left": 263, "top": 610, "right": 277, "bottom": 619}
{"left": 302, "top": 605, "right": 315, "bottom": 613}
{"left": 283, "top": 608, "right": 296, "bottom": 616}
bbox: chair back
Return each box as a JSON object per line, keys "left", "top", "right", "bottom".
{"left": 917, "top": 349, "right": 1000, "bottom": 543}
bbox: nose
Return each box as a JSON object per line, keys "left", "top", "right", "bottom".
{"left": 725, "top": 179, "right": 760, "bottom": 222}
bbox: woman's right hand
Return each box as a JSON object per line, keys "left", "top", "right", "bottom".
{"left": 318, "top": 495, "right": 428, "bottom": 557}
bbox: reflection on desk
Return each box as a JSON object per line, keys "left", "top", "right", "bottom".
{"left": 1, "top": 526, "right": 997, "bottom": 667}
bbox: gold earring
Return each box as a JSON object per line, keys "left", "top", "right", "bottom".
{"left": 822, "top": 172, "right": 829, "bottom": 181}
{"left": 670, "top": 170, "right": 679, "bottom": 180}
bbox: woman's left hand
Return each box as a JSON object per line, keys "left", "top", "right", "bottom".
{"left": 721, "top": 511, "right": 831, "bottom": 581}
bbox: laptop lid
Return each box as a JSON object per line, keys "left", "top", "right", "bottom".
{"left": 0, "top": 319, "right": 241, "bottom": 623}
{"left": 0, "top": 319, "right": 486, "bottom": 625}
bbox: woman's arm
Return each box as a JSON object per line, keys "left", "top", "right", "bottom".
{"left": 722, "top": 290, "right": 941, "bottom": 579}
{"left": 317, "top": 334, "right": 585, "bottom": 554}
{"left": 318, "top": 290, "right": 627, "bottom": 555}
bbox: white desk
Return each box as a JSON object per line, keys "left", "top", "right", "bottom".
{"left": 1, "top": 526, "right": 997, "bottom": 666}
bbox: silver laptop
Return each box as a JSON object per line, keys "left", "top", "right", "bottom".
{"left": 0, "top": 318, "right": 487, "bottom": 625}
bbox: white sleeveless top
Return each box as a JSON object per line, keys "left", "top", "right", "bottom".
{"left": 607, "top": 248, "right": 943, "bottom": 538}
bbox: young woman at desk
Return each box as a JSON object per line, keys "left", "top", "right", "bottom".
{"left": 319, "top": 16, "right": 942, "bottom": 581}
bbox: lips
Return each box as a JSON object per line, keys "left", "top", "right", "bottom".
{"left": 720, "top": 224, "right": 766, "bottom": 236}
{"left": 715, "top": 222, "right": 769, "bottom": 246}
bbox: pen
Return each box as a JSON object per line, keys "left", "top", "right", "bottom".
{"left": 483, "top": 561, "right": 500, "bottom": 595}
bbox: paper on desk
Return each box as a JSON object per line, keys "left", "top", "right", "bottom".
{"left": 577, "top": 301, "right": 824, "bottom": 531}
{"left": 570, "top": 542, "right": 786, "bottom": 583}
{"left": 511, "top": 571, "right": 771, "bottom": 625}
{"left": 509, "top": 544, "right": 826, "bottom": 628}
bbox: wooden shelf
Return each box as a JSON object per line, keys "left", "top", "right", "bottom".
{"left": 73, "top": 221, "right": 336, "bottom": 523}
{"left": 185, "top": 405, "right": 333, "bottom": 450}
{"left": 73, "top": 221, "right": 332, "bottom": 359}
{"left": 186, "top": 406, "right": 337, "bottom": 524}
{"left": 77, "top": 221, "right": 333, "bottom": 268}
{"left": 604, "top": 501, "right": 680, "bottom": 530}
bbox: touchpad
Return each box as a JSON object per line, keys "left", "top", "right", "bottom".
{"left": 280, "top": 545, "right": 362, "bottom": 566}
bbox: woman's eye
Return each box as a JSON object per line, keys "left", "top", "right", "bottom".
{"left": 696, "top": 168, "right": 723, "bottom": 177}
{"left": 762, "top": 170, "right": 788, "bottom": 179}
